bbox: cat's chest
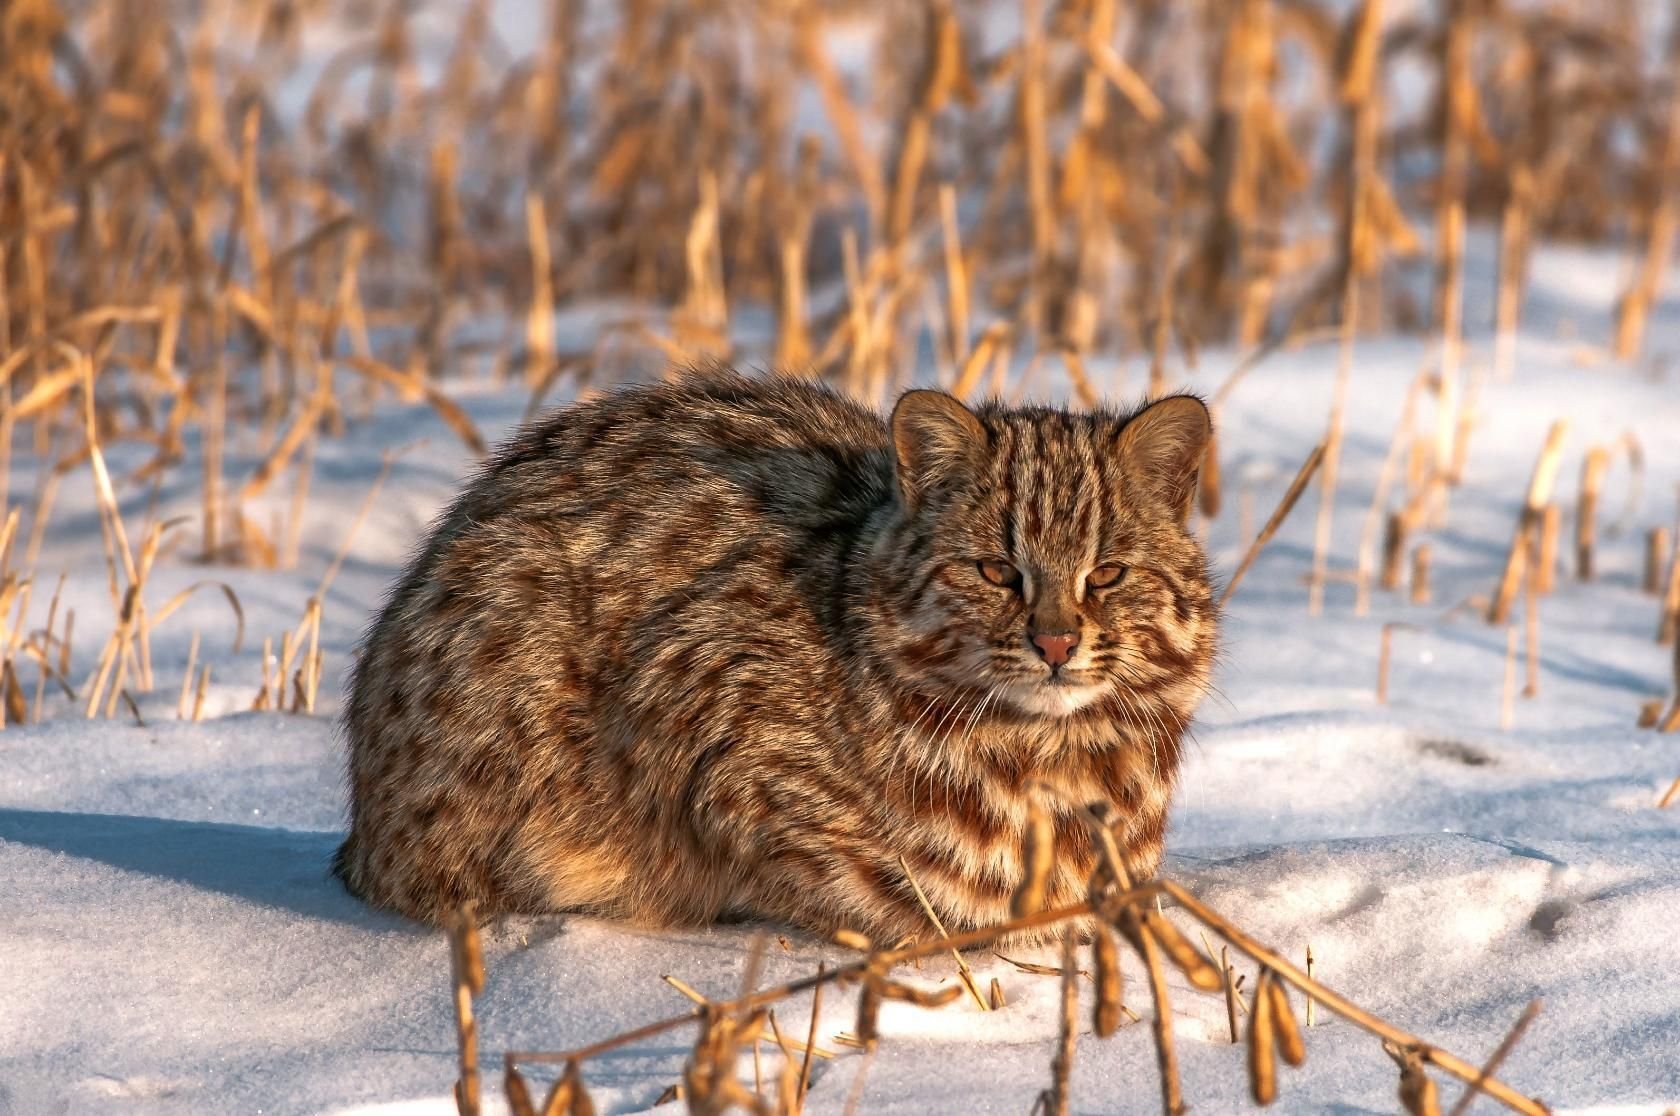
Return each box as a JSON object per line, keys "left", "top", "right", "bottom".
{"left": 892, "top": 712, "right": 1172, "bottom": 826}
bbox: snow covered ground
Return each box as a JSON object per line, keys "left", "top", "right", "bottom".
{"left": 3, "top": 222, "right": 1679, "bottom": 1115}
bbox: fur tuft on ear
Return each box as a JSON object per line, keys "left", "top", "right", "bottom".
{"left": 890, "top": 390, "right": 987, "bottom": 508}
{"left": 1117, "top": 394, "right": 1213, "bottom": 525}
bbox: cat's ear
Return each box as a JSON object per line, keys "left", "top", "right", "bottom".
{"left": 1116, "top": 394, "right": 1212, "bottom": 525}
{"left": 890, "top": 390, "right": 987, "bottom": 508}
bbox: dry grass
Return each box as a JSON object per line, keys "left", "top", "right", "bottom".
{"left": 482, "top": 803, "right": 1550, "bottom": 1116}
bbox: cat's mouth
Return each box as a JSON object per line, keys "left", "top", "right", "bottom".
{"left": 1004, "top": 674, "right": 1106, "bottom": 717}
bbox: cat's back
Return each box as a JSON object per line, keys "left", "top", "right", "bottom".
{"left": 377, "top": 370, "right": 894, "bottom": 622}
{"left": 475, "top": 369, "right": 893, "bottom": 529}
{"left": 367, "top": 369, "right": 897, "bottom": 672}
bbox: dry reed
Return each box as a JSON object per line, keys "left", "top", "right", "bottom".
{"left": 1488, "top": 422, "right": 1569, "bottom": 625}
{"left": 1220, "top": 444, "right": 1326, "bottom": 607}
{"left": 492, "top": 806, "right": 1549, "bottom": 1116}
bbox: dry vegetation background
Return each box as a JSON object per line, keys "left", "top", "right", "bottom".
{"left": 1, "top": 0, "right": 1677, "bottom": 565}
{"left": 3, "top": 0, "right": 1680, "bottom": 1112}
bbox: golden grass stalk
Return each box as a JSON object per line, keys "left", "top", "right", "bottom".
{"left": 557, "top": 1060, "right": 593, "bottom": 1116}
{"left": 1311, "top": 0, "right": 1384, "bottom": 617}
{"left": 951, "top": 322, "right": 1012, "bottom": 400}
{"left": 1536, "top": 505, "right": 1560, "bottom": 595}
{"left": 2, "top": 660, "right": 28, "bottom": 728}
{"left": 1362, "top": 378, "right": 1432, "bottom": 603}
{"left": 1140, "top": 910, "right": 1222, "bottom": 992}
{"left": 1059, "top": 347, "right": 1101, "bottom": 410}
{"left": 1019, "top": 0, "right": 1054, "bottom": 331}
{"left": 1575, "top": 448, "right": 1609, "bottom": 581}
{"left": 447, "top": 903, "right": 484, "bottom": 1116}
{"left": 1522, "top": 533, "right": 1541, "bottom": 698}
{"left": 1445, "top": 1000, "right": 1540, "bottom": 1116}
{"left": 1493, "top": 168, "right": 1532, "bottom": 383}
{"left": 502, "top": 860, "right": 1548, "bottom": 1114}
{"left": 662, "top": 974, "right": 707, "bottom": 1005}
{"left": 525, "top": 192, "right": 555, "bottom": 387}
{"left": 31, "top": 571, "right": 64, "bottom": 722}
{"left": 1659, "top": 775, "right": 1680, "bottom": 808}
{"left": 253, "top": 635, "right": 274, "bottom": 711}
{"left": 175, "top": 631, "right": 199, "bottom": 720}
{"left": 503, "top": 1063, "right": 537, "bottom": 1116}
{"left": 886, "top": 1, "right": 970, "bottom": 249}
{"left": 798, "top": 964, "right": 824, "bottom": 1107}
{"left": 1011, "top": 796, "right": 1054, "bottom": 919}
{"left": 1612, "top": 34, "right": 1680, "bottom": 360}
{"left": 191, "top": 664, "right": 210, "bottom": 722}
{"left": 1046, "top": 933, "right": 1079, "bottom": 1116}
{"left": 1268, "top": 975, "right": 1306, "bottom": 1067}
{"left": 853, "top": 958, "right": 886, "bottom": 1049}
{"left": 1220, "top": 443, "right": 1326, "bottom": 607}
{"left": 1659, "top": 544, "right": 1680, "bottom": 645}
{"left": 1164, "top": 879, "right": 1544, "bottom": 1115}
{"left": 1199, "top": 429, "right": 1223, "bottom": 520}
{"left": 1487, "top": 421, "right": 1568, "bottom": 624}
{"left": 1306, "top": 946, "right": 1316, "bottom": 1027}
{"left": 1130, "top": 910, "right": 1185, "bottom": 1116}
{"left": 1093, "top": 927, "right": 1123, "bottom": 1038}
{"left": 896, "top": 854, "right": 988, "bottom": 1011}
{"left": 1388, "top": 1042, "right": 1443, "bottom": 1116}
{"left": 1381, "top": 512, "right": 1408, "bottom": 592}
{"left": 1661, "top": 635, "right": 1680, "bottom": 734}
{"left": 1646, "top": 528, "right": 1671, "bottom": 595}
{"left": 1248, "top": 966, "right": 1279, "bottom": 1105}
{"left": 937, "top": 183, "right": 970, "bottom": 370}
{"left": 795, "top": 9, "right": 883, "bottom": 227}
{"left": 1221, "top": 945, "right": 1240, "bottom": 1043}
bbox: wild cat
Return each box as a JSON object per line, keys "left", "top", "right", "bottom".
{"left": 335, "top": 369, "right": 1216, "bottom": 944}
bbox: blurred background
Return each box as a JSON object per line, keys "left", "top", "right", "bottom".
{"left": 3, "top": 1, "right": 1675, "bottom": 530}
{"left": 0, "top": 0, "right": 1676, "bottom": 689}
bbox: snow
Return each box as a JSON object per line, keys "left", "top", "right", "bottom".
{"left": 9, "top": 6, "right": 1680, "bottom": 1113}
{"left": 4, "top": 230, "right": 1679, "bottom": 1115}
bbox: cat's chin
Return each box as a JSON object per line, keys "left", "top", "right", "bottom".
{"left": 1005, "top": 679, "right": 1107, "bottom": 717}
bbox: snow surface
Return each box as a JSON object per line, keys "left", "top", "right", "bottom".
{"left": 3, "top": 226, "right": 1679, "bottom": 1116}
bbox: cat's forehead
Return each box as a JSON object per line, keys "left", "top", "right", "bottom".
{"left": 982, "top": 407, "right": 1119, "bottom": 457}
{"left": 980, "top": 409, "right": 1140, "bottom": 504}
{"left": 932, "top": 408, "right": 1157, "bottom": 552}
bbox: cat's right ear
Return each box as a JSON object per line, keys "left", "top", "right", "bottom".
{"left": 890, "top": 390, "right": 987, "bottom": 509}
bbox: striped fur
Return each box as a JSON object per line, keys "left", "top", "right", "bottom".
{"left": 337, "top": 369, "right": 1217, "bottom": 944}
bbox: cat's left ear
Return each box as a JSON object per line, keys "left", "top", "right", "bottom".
{"left": 1116, "top": 394, "right": 1212, "bottom": 526}
{"left": 890, "top": 389, "right": 988, "bottom": 509}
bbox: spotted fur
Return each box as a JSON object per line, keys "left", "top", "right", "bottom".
{"left": 336, "top": 369, "right": 1217, "bottom": 944}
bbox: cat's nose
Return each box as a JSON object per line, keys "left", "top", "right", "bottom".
{"left": 1030, "top": 631, "right": 1079, "bottom": 667}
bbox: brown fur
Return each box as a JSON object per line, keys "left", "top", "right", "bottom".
{"left": 336, "top": 369, "right": 1217, "bottom": 944}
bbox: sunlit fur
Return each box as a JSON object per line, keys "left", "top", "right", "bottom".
{"left": 337, "top": 369, "right": 1217, "bottom": 945}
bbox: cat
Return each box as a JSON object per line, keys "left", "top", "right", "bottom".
{"left": 335, "top": 368, "right": 1217, "bottom": 946}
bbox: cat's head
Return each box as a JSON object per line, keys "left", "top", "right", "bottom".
{"left": 872, "top": 389, "right": 1216, "bottom": 722}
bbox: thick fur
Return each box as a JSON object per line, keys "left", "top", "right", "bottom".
{"left": 337, "top": 370, "right": 1217, "bottom": 944}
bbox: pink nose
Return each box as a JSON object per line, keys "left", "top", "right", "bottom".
{"left": 1031, "top": 631, "right": 1080, "bottom": 667}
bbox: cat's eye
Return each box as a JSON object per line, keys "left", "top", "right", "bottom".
{"left": 978, "top": 559, "right": 1020, "bottom": 588}
{"left": 1087, "top": 564, "right": 1127, "bottom": 590}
